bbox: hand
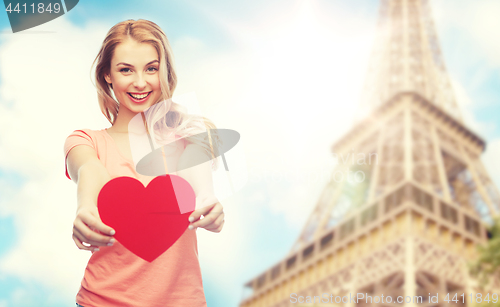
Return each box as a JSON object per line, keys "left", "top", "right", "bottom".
{"left": 188, "top": 195, "right": 224, "bottom": 233}
{"left": 72, "top": 205, "right": 116, "bottom": 251}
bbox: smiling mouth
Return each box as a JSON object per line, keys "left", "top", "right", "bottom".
{"left": 128, "top": 92, "right": 151, "bottom": 99}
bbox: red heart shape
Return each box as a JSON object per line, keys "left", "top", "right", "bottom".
{"left": 97, "top": 175, "right": 195, "bottom": 262}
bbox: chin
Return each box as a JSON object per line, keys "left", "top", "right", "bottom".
{"left": 131, "top": 104, "right": 153, "bottom": 114}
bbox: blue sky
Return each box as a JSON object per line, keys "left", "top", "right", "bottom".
{"left": 0, "top": 0, "right": 500, "bottom": 306}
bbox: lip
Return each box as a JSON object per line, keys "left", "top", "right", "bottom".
{"left": 127, "top": 91, "right": 152, "bottom": 104}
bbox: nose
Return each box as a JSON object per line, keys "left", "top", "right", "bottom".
{"left": 133, "top": 72, "right": 147, "bottom": 89}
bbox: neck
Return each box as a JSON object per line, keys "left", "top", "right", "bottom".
{"left": 109, "top": 107, "right": 136, "bottom": 133}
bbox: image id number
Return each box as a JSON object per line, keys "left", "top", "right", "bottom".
{"left": 5, "top": 3, "right": 62, "bottom": 14}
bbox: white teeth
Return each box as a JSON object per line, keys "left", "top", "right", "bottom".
{"left": 129, "top": 92, "right": 149, "bottom": 99}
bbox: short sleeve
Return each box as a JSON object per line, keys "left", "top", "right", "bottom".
{"left": 63, "top": 129, "right": 96, "bottom": 180}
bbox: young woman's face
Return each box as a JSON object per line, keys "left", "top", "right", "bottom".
{"left": 105, "top": 38, "right": 162, "bottom": 115}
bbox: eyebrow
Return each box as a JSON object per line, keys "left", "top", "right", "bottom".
{"left": 116, "top": 60, "right": 159, "bottom": 67}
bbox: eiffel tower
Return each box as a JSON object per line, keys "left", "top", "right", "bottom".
{"left": 240, "top": 0, "right": 500, "bottom": 306}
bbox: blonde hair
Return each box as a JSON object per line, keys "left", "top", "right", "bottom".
{"left": 91, "top": 19, "right": 220, "bottom": 169}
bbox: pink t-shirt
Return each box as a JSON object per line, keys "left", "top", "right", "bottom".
{"left": 63, "top": 128, "right": 207, "bottom": 307}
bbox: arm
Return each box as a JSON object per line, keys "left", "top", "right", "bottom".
{"left": 176, "top": 143, "right": 225, "bottom": 233}
{"left": 67, "top": 145, "right": 116, "bottom": 251}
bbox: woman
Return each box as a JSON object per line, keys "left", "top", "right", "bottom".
{"left": 64, "top": 19, "right": 224, "bottom": 307}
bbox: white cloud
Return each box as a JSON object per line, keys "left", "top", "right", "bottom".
{"left": 434, "top": 0, "right": 500, "bottom": 68}
{"left": 11, "top": 287, "right": 35, "bottom": 305}
{"left": 433, "top": 0, "right": 500, "bottom": 152}
{"left": 449, "top": 77, "right": 496, "bottom": 137}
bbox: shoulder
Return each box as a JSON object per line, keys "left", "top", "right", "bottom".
{"left": 65, "top": 128, "right": 93, "bottom": 137}
{"left": 64, "top": 128, "right": 108, "bottom": 152}
{"left": 64, "top": 128, "right": 106, "bottom": 180}
{"left": 65, "top": 128, "right": 108, "bottom": 139}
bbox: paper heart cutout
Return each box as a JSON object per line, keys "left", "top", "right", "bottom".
{"left": 97, "top": 175, "right": 195, "bottom": 262}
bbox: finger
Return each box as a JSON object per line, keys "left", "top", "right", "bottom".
{"left": 73, "top": 227, "right": 104, "bottom": 247}
{"left": 189, "top": 202, "right": 217, "bottom": 223}
{"left": 72, "top": 234, "right": 89, "bottom": 250}
{"left": 202, "top": 211, "right": 224, "bottom": 230}
{"left": 76, "top": 218, "right": 114, "bottom": 243}
{"left": 74, "top": 219, "right": 115, "bottom": 245}
{"left": 193, "top": 202, "right": 225, "bottom": 222}
{"left": 72, "top": 226, "right": 90, "bottom": 245}
{"left": 190, "top": 199, "right": 223, "bottom": 222}
{"left": 204, "top": 214, "right": 224, "bottom": 231}
{"left": 73, "top": 234, "right": 99, "bottom": 251}
{"left": 74, "top": 227, "right": 113, "bottom": 247}
{"left": 214, "top": 219, "right": 225, "bottom": 233}
{"left": 191, "top": 210, "right": 224, "bottom": 229}
{"left": 83, "top": 213, "right": 116, "bottom": 236}
{"left": 201, "top": 218, "right": 225, "bottom": 233}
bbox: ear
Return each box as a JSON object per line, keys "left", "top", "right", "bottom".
{"left": 104, "top": 73, "right": 111, "bottom": 84}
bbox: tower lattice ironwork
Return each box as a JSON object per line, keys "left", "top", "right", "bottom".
{"left": 240, "top": 0, "right": 500, "bottom": 306}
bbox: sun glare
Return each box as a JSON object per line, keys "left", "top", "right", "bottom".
{"left": 231, "top": 0, "right": 373, "bottom": 134}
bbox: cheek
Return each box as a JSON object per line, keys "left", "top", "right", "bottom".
{"left": 151, "top": 78, "right": 161, "bottom": 90}
{"left": 111, "top": 75, "right": 129, "bottom": 90}
{"left": 116, "top": 81, "right": 128, "bottom": 94}
{"left": 151, "top": 81, "right": 162, "bottom": 97}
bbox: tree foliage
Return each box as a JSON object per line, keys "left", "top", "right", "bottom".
{"left": 470, "top": 217, "right": 500, "bottom": 306}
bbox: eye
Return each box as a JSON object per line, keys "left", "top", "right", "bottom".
{"left": 120, "top": 68, "right": 131, "bottom": 73}
{"left": 147, "top": 66, "right": 158, "bottom": 72}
